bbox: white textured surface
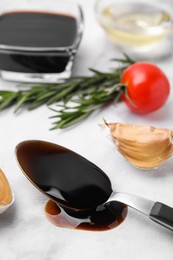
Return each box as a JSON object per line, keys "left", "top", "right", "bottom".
{"left": 1, "top": 1, "right": 173, "bottom": 259}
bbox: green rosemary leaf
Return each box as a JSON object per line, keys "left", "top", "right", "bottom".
{"left": 51, "top": 111, "right": 91, "bottom": 130}
{"left": 89, "top": 68, "right": 108, "bottom": 76}
{"left": 14, "top": 92, "right": 32, "bottom": 112}
{"left": 0, "top": 91, "right": 19, "bottom": 110}
{"left": 112, "top": 53, "right": 135, "bottom": 64}
{"left": 47, "top": 82, "right": 79, "bottom": 105}
{"left": 28, "top": 100, "right": 47, "bottom": 110}
{"left": 36, "top": 91, "right": 56, "bottom": 102}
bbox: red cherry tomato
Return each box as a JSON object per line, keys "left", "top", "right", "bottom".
{"left": 121, "top": 62, "right": 170, "bottom": 113}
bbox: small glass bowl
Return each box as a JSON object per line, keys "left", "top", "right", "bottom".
{"left": 0, "top": 0, "right": 84, "bottom": 83}
{"left": 95, "top": 0, "right": 173, "bottom": 59}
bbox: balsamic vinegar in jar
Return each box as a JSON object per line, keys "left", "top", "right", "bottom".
{"left": 0, "top": 11, "right": 78, "bottom": 73}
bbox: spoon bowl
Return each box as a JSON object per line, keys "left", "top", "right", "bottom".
{"left": 16, "top": 140, "right": 113, "bottom": 211}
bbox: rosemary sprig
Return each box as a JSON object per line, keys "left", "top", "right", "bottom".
{"left": 0, "top": 56, "right": 134, "bottom": 129}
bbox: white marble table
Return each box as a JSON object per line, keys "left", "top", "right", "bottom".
{"left": 1, "top": 1, "right": 173, "bottom": 259}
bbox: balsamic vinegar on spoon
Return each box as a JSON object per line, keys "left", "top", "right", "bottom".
{"left": 16, "top": 140, "right": 127, "bottom": 231}
{"left": 45, "top": 200, "right": 127, "bottom": 231}
{"left": 16, "top": 140, "right": 173, "bottom": 232}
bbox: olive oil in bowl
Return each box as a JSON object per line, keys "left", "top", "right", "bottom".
{"left": 95, "top": 1, "right": 173, "bottom": 55}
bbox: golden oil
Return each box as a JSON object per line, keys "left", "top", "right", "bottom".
{"left": 97, "top": 3, "right": 173, "bottom": 48}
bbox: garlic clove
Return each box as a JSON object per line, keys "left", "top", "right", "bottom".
{"left": 106, "top": 122, "right": 173, "bottom": 170}
{"left": 0, "top": 169, "right": 14, "bottom": 214}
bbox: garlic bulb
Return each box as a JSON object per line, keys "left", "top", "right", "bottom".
{"left": 105, "top": 121, "right": 173, "bottom": 169}
{"left": 0, "top": 169, "right": 14, "bottom": 214}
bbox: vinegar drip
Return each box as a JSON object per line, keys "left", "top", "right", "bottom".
{"left": 45, "top": 200, "right": 127, "bottom": 231}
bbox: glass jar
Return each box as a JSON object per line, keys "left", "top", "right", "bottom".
{"left": 0, "top": 0, "right": 84, "bottom": 83}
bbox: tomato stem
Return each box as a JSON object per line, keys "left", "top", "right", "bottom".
{"left": 123, "top": 85, "right": 137, "bottom": 107}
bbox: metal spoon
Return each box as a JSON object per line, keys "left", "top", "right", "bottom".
{"left": 16, "top": 140, "right": 173, "bottom": 231}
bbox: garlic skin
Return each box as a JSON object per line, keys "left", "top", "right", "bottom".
{"left": 106, "top": 122, "right": 173, "bottom": 170}
{"left": 0, "top": 169, "right": 14, "bottom": 214}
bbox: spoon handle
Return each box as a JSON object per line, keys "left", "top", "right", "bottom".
{"left": 107, "top": 192, "right": 173, "bottom": 231}
{"left": 150, "top": 202, "right": 173, "bottom": 231}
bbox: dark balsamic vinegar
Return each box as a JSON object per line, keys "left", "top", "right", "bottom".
{"left": 45, "top": 200, "right": 127, "bottom": 231}
{"left": 0, "top": 12, "right": 78, "bottom": 73}
{"left": 16, "top": 140, "right": 112, "bottom": 210}
{"left": 16, "top": 140, "right": 127, "bottom": 231}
